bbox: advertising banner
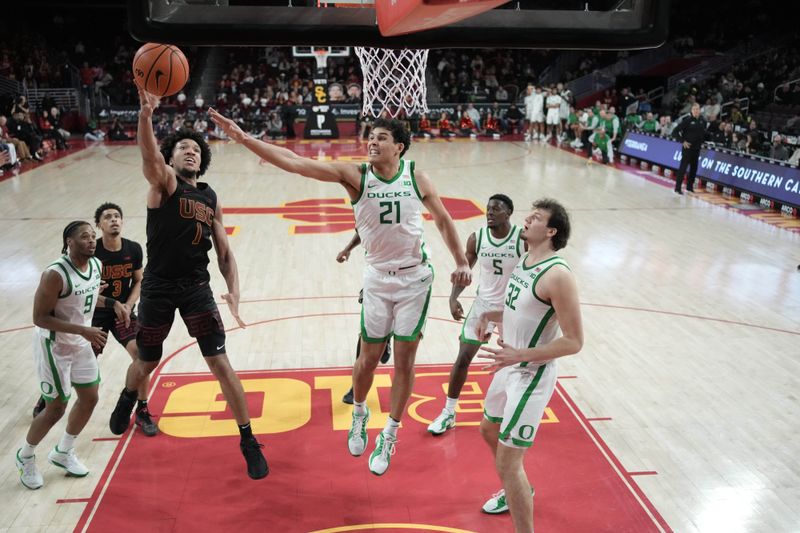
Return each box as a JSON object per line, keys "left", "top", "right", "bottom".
{"left": 620, "top": 132, "right": 800, "bottom": 207}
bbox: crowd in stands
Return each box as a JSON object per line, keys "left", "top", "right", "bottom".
{"left": 2, "top": 2, "right": 799, "bottom": 168}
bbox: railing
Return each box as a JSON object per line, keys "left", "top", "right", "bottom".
{"left": 0, "top": 75, "right": 22, "bottom": 96}
{"left": 23, "top": 88, "right": 81, "bottom": 112}
{"left": 774, "top": 77, "right": 800, "bottom": 103}
{"left": 720, "top": 97, "right": 749, "bottom": 119}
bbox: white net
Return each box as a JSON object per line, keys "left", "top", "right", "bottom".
{"left": 355, "top": 47, "right": 429, "bottom": 119}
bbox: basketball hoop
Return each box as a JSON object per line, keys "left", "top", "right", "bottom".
{"left": 355, "top": 47, "right": 429, "bottom": 119}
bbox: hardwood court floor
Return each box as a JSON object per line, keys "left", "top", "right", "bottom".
{"left": 0, "top": 138, "right": 798, "bottom": 532}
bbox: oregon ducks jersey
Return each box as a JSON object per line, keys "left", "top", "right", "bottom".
{"left": 352, "top": 160, "right": 429, "bottom": 271}
{"left": 503, "top": 254, "right": 570, "bottom": 369}
{"left": 36, "top": 256, "right": 103, "bottom": 345}
{"left": 475, "top": 225, "right": 524, "bottom": 305}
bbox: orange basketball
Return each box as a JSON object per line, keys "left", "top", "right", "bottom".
{"left": 132, "top": 43, "right": 189, "bottom": 97}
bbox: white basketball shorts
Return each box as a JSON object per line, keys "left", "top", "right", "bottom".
{"left": 460, "top": 296, "right": 502, "bottom": 345}
{"left": 361, "top": 263, "right": 434, "bottom": 343}
{"left": 483, "top": 360, "right": 557, "bottom": 448}
{"left": 34, "top": 334, "right": 99, "bottom": 403}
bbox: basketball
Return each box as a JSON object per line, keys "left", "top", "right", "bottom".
{"left": 132, "top": 43, "right": 189, "bottom": 97}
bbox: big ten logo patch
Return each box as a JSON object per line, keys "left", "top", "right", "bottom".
{"left": 156, "top": 369, "right": 558, "bottom": 438}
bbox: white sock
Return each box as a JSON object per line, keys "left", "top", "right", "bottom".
{"left": 353, "top": 401, "right": 367, "bottom": 416}
{"left": 20, "top": 441, "right": 36, "bottom": 458}
{"left": 58, "top": 432, "right": 77, "bottom": 452}
{"left": 383, "top": 417, "right": 400, "bottom": 439}
{"left": 444, "top": 397, "right": 458, "bottom": 413}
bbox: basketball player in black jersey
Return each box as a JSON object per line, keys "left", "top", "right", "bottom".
{"left": 109, "top": 88, "right": 268, "bottom": 479}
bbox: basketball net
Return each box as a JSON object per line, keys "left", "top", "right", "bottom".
{"left": 355, "top": 47, "right": 429, "bottom": 119}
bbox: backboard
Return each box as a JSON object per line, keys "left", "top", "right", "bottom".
{"left": 127, "top": 0, "right": 670, "bottom": 50}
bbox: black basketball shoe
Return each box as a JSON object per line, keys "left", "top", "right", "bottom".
{"left": 109, "top": 388, "right": 137, "bottom": 435}
{"left": 240, "top": 437, "right": 269, "bottom": 479}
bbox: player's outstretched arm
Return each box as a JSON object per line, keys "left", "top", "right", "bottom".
{"left": 211, "top": 201, "right": 246, "bottom": 328}
{"left": 137, "top": 88, "right": 176, "bottom": 195}
{"left": 208, "top": 108, "right": 361, "bottom": 191}
{"left": 415, "top": 170, "right": 472, "bottom": 287}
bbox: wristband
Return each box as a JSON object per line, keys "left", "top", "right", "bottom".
{"left": 104, "top": 298, "right": 118, "bottom": 310}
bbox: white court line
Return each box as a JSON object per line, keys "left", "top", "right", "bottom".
{"left": 555, "top": 383, "right": 669, "bottom": 533}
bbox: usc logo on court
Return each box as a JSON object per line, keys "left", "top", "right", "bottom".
{"left": 156, "top": 370, "right": 558, "bottom": 438}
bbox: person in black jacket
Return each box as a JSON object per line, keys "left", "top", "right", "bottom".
{"left": 672, "top": 103, "right": 707, "bottom": 194}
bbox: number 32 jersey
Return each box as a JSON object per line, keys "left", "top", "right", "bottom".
{"left": 352, "top": 160, "right": 429, "bottom": 271}
{"left": 503, "top": 254, "right": 570, "bottom": 366}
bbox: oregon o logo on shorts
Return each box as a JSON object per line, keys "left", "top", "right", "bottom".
{"left": 40, "top": 382, "right": 54, "bottom": 395}
{"left": 518, "top": 424, "right": 535, "bottom": 440}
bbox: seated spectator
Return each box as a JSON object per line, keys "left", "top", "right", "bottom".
{"left": 624, "top": 112, "right": 642, "bottom": 132}
{"left": 482, "top": 111, "right": 501, "bottom": 138}
{"left": 504, "top": 103, "right": 524, "bottom": 134}
{"left": 108, "top": 117, "right": 131, "bottom": 141}
{"left": 744, "top": 120, "right": 763, "bottom": 154}
{"left": 9, "top": 113, "right": 44, "bottom": 160}
{"left": 0, "top": 115, "right": 32, "bottom": 161}
{"left": 769, "top": 135, "right": 790, "bottom": 161}
{"left": 84, "top": 120, "right": 106, "bottom": 142}
{"left": 465, "top": 103, "right": 481, "bottom": 129}
{"left": 194, "top": 115, "right": 209, "bottom": 140}
{"left": 263, "top": 112, "right": 283, "bottom": 139}
{"left": 415, "top": 113, "right": 433, "bottom": 138}
{"left": 37, "top": 109, "right": 68, "bottom": 150}
{"left": 11, "top": 96, "right": 30, "bottom": 117}
{"left": 458, "top": 111, "right": 478, "bottom": 137}
{"left": 154, "top": 115, "right": 171, "bottom": 140}
{"left": 494, "top": 85, "right": 509, "bottom": 102}
{"left": 48, "top": 107, "right": 71, "bottom": 146}
{"left": 438, "top": 112, "right": 454, "bottom": 138}
{"left": 640, "top": 112, "right": 659, "bottom": 134}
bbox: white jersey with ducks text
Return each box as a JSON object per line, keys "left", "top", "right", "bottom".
{"left": 352, "top": 160, "right": 429, "bottom": 271}
{"left": 502, "top": 254, "right": 570, "bottom": 370}
{"left": 475, "top": 225, "right": 524, "bottom": 305}
{"left": 36, "top": 255, "right": 103, "bottom": 345}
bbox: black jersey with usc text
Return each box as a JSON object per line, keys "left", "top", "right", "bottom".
{"left": 95, "top": 237, "right": 144, "bottom": 316}
{"left": 144, "top": 178, "right": 217, "bottom": 287}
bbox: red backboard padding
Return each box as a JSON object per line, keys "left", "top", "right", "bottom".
{"left": 376, "top": 0, "right": 510, "bottom": 37}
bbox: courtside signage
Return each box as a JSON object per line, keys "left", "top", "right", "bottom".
{"left": 620, "top": 132, "right": 800, "bottom": 208}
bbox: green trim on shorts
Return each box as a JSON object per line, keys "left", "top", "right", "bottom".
{"left": 509, "top": 437, "right": 534, "bottom": 448}
{"left": 44, "top": 338, "right": 69, "bottom": 403}
{"left": 360, "top": 304, "right": 392, "bottom": 344}
{"left": 459, "top": 302, "right": 487, "bottom": 345}
{"left": 72, "top": 372, "right": 101, "bottom": 388}
{"left": 498, "top": 363, "right": 546, "bottom": 441}
{"left": 483, "top": 410, "right": 503, "bottom": 424}
{"left": 394, "top": 264, "right": 433, "bottom": 342}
